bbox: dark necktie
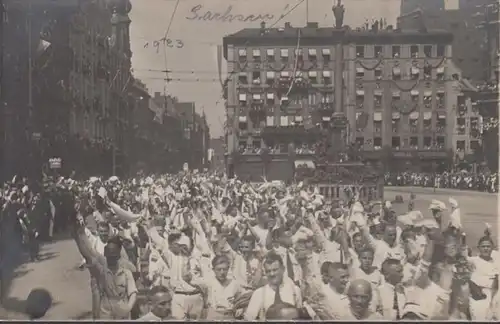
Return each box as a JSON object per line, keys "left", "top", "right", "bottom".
{"left": 286, "top": 250, "right": 295, "bottom": 281}
{"left": 274, "top": 282, "right": 282, "bottom": 304}
{"left": 246, "top": 258, "right": 252, "bottom": 284}
{"left": 393, "top": 287, "right": 401, "bottom": 320}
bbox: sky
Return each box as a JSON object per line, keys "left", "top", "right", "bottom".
{"left": 129, "top": 0, "right": 402, "bottom": 138}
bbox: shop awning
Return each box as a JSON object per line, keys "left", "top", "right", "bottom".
{"left": 308, "top": 49, "right": 317, "bottom": 56}
{"left": 374, "top": 112, "right": 382, "bottom": 121}
{"left": 322, "top": 116, "right": 331, "bottom": 121}
{"left": 266, "top": 71, "right": 275, "bottom": 78}
{"left": 281, "top": 71, "right": 290, "bottom": 77}
{"left": 322, "top": 48, "right": 330, "bottom": 55}
{"left": 252, "top": 94, "right": 261, "bottom": 100}
{"left": 308, "top": 71, "right": 317, "bottom": 77}
{"left": 356, "top": 67, "right": 365, "bottom": 73}
{"left": 322, "top": 71, "right": 331, "bottom": 77}
{"left": 239, "top": 116, "right": 247, "bottom": 122}
{"left": 239, "top": 93, "right": 247, "bottom": 101}
{"left": 252, "top": 49, "right": 260, "bottom": 57}
{"left": 280, "top": 49, "right": 289, "bottom": 57}
{"left": 392, "top": 91, "right": 400, "bottom": 97}
{"left": 438, "top": 112, "right": 446, "bottom": 119}
{"left": 374, "top": 89, "right": 383, "bottom": 96}
{"left": 295, "top": 116, "right": 303, "bottom": 122}
{"left": 409, "top": 111, "right": 419, "bottom": 120}
{"left": 423, "top": 112, "right": 432, "bottom": 120}
{"left": 410, "top": 90, "right": 419, "bottom": 96}
{"left": 280, "top": 116, "right": 289, "bottom": 126}
{"left": 392, "top": 112, "right": 400, "bottom": 119}
{"left": 238, "top": 49, "right": 247, "bottom": 56}
{"left": 266, "top": 93, "right": 274, "bottom": 99}
{"left": 266, "top": 116, "right": 274, "bottom": 126}
{"left": 266, "top": 49, "right": 275, "bottom": 56}
{"left": 436, "top": 67, "right": 445, "bottom": 74}
{"left": 424, "top": 90, "right": 432, "bottom": 97}
{"left": 356, "top": 89, "right": 365, "bottom": 96}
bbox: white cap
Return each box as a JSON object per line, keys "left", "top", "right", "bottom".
{"left": 448, "top": 197, "right": 458, "bottom": 209}
{"left": 429, "top": 199, "right": 447, "bottom": 211}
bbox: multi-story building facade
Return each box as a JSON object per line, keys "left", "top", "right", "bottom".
{"left": 67, "top": 0, "right": 133, "bottom": 176}
{"left": 223, "top": 22, "right": 457, "bottom": 175}
{"left": 398, "top": 1, "right": 499, "bottom": 82}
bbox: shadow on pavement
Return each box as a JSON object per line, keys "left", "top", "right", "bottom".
{"left": 1, "top": 295, "right": 60, "bottom": 318}
{"left": 73, "top": 310, "right": 93, "bottom": 320}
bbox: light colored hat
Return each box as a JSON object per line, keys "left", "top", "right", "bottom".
{"left": 448, "top": 197, "right": 458, "bottom": 209}
{"left": 429, "top": 199, "right": 447, "bottom": 211}
{"left": 352, "top": 201, "right": 364, "bottom": 213}
{"left": 401, "top": 302, "right": 428, "bottom": 319}
{"left": 407, "top": 210, "right": 424, "bottom": 223}
{"left": 109, "top": 176, "right": 119, "bottom": 182}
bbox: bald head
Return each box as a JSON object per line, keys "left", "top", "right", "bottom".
{"left": 348, "top": 279, "right": 372, "bottom": 296}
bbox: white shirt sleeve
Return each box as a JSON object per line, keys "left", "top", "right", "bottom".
{"left": 243, "top": 287, "right": 263, "bottom": 320}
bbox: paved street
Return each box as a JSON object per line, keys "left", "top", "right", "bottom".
{"left": 0, "top": 187, "right": 497, "bottom": 320}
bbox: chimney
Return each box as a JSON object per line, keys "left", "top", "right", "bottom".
{"left": 306, "top": 22, "right": 318, "bottom": 28}
{"left": 284, "top": 22, "right": 292, "bottom": 29}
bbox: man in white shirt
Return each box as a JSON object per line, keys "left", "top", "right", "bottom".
{"left": 138, "top": 285, "right": 173, "bottom": 321}
{"left": 359, "top": 222, "right": 405, "bottom": 269}
{"left": 244, "top": 252, "right": 302, "bottom": 320}
{"left": 378, "top": 258, "right": 407, "bottom": 320}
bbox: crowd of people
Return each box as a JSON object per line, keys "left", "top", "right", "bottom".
{"left": 385, "top": 171, "right": 498, "bottom": 193}
{"left": 0, "top": 170, "right": 498, "bottom": 320}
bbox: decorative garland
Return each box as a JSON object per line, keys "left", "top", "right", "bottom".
{"left": 297, "top": 59, "right": 317, "bottom": 72}
{"left": 234, "top": 60, "right": 249, "bottom": 72}
{"left": 267, "top": 61, "right": 289, "bottom": 73}
{"left": 355, "top": 57, "right": 384, "bottom": 71}
{"left": 411, "top": 57, "right": 447, "bottom": 70}
{"left": 391, "top": 79, "right": 420, "bottom": 92}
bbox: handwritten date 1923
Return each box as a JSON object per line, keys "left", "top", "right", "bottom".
{"left": 145, "top": 38, "right": 184, "bottom": 51}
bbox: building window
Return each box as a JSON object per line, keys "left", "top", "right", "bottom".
{"left": 266, "top": 49, "right": 275, "bottom": 62}
{"left": 252, "top": 71, "right": 261, "bottom": 84}
{"left": 374, "top": 45, "right": 383, "bottom": 57}
{"left": 423, "top": 136, "right": 432, "bottom": 149}
{"left": 356, "top": 137, "right": 364, "bottom": 147}
{"left": 409, "top": 112, "right": 419, "bottom": 133}
{"left": 308, "top": 71, "right": 318, "bottom": 84}
{"left": 436, "top": 92, "right": 444, "bottom": 107}
{"left": 266, "top": 92, "right": 275, "bottom": 106}
{"left": 252, "top": 49, "right": 261, "bottom": 61}
{"left": 238, "top": 117, "right": 248, "bottom": 131}
{"left": 280, "top": 49, "right": 289, "bottom": 62}
{"left": 374, "top": 91, "right": 382, "bottom": 107}
{"left": 266, "top": 71, "right": 275, "bottom": 85}
{"left": 410, "top": 136, "right": 418, "bottom": 149}
{"left": 423, "top": 115, "right": 432, "bottom": 131}
{"left": 322, "top": 71, "right": 332, "bottom": 84}
{"left": 424, "top": 45, "right": 433, "bottom": 58}
{"left": 456, "top": 140, "right": 466, "bottom": 151}
{"left": 470, "top": 140, "right": 479, "bottom": 152}
{"left": 457, "top": 117, "right": 466, "bottom": 135}
{"left": 356, "top": 89, "right": 364, "bottom": 109}
{"left": 375, "top": 68, "right": 382, "bottom": 80}
{"left": 308, "top": 48, "right": 317, "bottom": 61}
{"left": 238, "top": 49, "right": 247, "bottom": 62}
{"left": 423, "top": 91, "right": 432, "bottom": 108}
{"left": 239, "top": 72, "right": 247, "bottom": 84}
{"left": 239, "top": 93, "right": 247, "bottom": 107}
{"left": 391, "top": 45, "right": 400, "bottom": 58}
{"left": 374, "top": 120, "right": 382, "bottom": 133}
{"left": 392, "top": 118, "right": 400, "bottom": 133}
{"left": 437, "top": 136, "right": 445, "bottom": 149}
{"left": 295, "top": 48, "right": 303, "bottom": 60}
{"left": 356, "top": 67, "right": 365, "bottom": 79}
{"left": 392, "top": 136, "right": 400, "bottom": 150}
{"left": 356, "top": 46, "right": 365, "bottom": 58}
{"left": 322, "top": 48, "right": 331, "bottom": 62}
{"left": 437, "top": 114, "right": 446, "bottom": 133}
{"left": 392, "top": 66, "right": 401, "bottom": 80}
{"left": 410, "top": 45, "right": 419, "bottom": 58}
{"left": 437, "top": 45, "right": 445, "bottom": 57}
{"left": 374, "top": 137, "right": 382, "bottom": 150}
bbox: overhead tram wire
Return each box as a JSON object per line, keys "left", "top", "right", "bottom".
{"left": 268, "top": 0, "right": 308, "bottom": 28}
